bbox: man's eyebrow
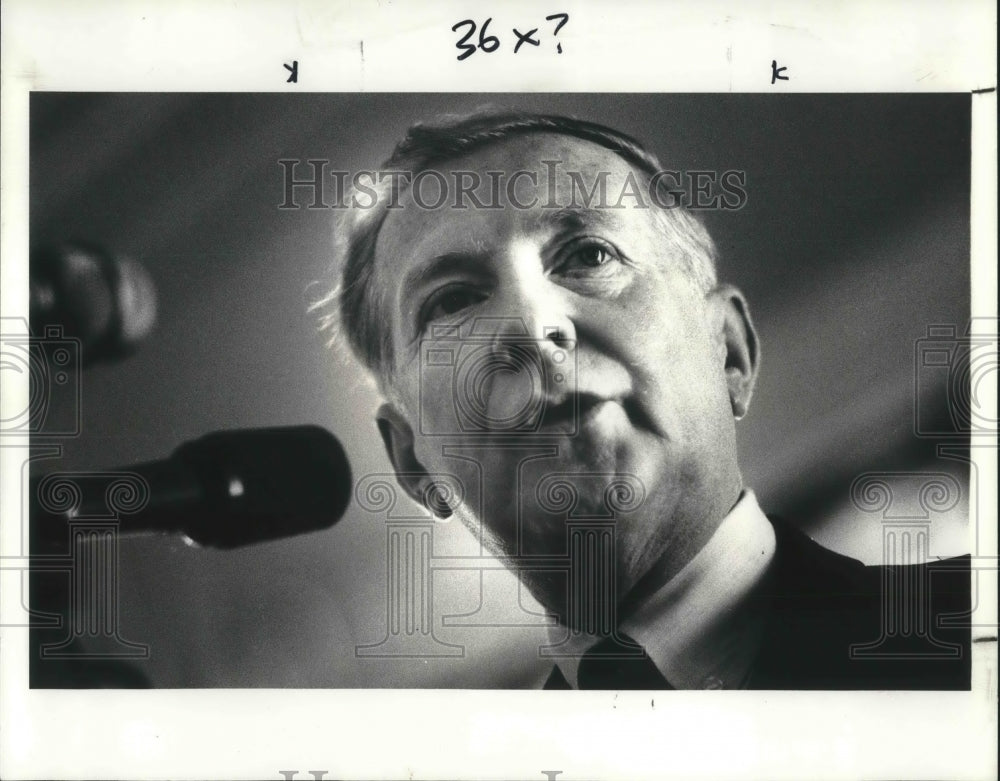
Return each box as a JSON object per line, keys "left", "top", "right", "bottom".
{"left": 396, "top": 208, "right": 620, "bottom": 295}
{"left": 535, "top": 205, "right": 619, "bottom": 236}
{"left": 399, "top": 250, "right": 490, "bottom": 295}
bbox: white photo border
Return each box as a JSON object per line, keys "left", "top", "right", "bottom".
{"left": 1, "top": 2, "right": 997, "bottom": 780}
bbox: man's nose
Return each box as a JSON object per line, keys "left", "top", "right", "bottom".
{"left": 479, "top": 280, "right": 577, "bottom": 360}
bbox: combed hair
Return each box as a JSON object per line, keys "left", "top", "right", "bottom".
{"left": 311, "top": 109, "right": 719, "bottom": 389}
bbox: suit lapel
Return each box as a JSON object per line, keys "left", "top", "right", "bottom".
{"left": 748, "top": 516, "right": 876, "bottom": 689}
{"left": 749, "top": 516, "right": 970, "bottom": 690}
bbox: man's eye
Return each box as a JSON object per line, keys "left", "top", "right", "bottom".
{"left": 558, "top": 239, "right": 622, "bottom": 271}
{"left": 420, "top": 286, "right": 485, "bottom": 326}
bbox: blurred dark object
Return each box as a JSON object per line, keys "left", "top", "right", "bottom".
{"left": 30, "top": 242, "right": 157, "bottom": 365}
{"left": 30, "top": 425, "right": 353, "bottom": 687}
{"left": 31, "top": 425, "right": 354, "bottom": 550}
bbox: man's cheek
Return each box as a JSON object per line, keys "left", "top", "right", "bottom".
{"left": 407, "top": 368, "right": 457, "bottom": 437}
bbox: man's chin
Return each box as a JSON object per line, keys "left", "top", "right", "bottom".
{"left": 478, "top": 511, "right": 641, "bottom": 617}
{"left": 508, "top": 561, "right": 629, "bottom": 632}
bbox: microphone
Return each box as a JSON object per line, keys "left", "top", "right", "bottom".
{"left": 30, "top": 242, "right": 157, "bottom": 365}
{"left": 31, "top": 426, "right": 353, "bottom": 549}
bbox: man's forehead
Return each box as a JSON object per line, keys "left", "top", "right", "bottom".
{"left": 437, "top": 131, "right": 635, "bottom": 173}
{"left": 373, "top": 133, "right": 640, "bottom": 262}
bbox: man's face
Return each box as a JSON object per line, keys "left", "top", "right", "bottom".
{"left": 373, "top": 134, "right": 750, "bottom": 614}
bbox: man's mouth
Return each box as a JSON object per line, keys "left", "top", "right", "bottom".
{"left": 538, "top": 392, "right": 608, "bottom": 433}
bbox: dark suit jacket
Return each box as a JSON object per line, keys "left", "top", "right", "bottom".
{"left": 545, "top": 516, "right": 971, "bottom": 690}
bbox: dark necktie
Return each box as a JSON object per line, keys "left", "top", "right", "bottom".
{"left": 576, "top": 634, "right": 674, "bottom": 690}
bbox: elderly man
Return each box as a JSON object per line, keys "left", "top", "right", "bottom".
{"left": 319, "top": 110, "right": 969, "bottom": 690}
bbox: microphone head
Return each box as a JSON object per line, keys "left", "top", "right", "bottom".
{"left": 30, "top": 242, "right": 157, "bottom": 364}
{"left": 172, "top": 425, "right": 353, "bottom": 548}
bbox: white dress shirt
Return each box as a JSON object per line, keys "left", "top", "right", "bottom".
{"left": 548, "top": 489, "right": 777, "bottom": 689}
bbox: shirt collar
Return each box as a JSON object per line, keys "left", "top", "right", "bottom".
{"left": 546, "top": 489, "right": 776, "bottom": 689}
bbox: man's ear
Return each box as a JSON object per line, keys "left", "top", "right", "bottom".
{"left": 708, "top": 284, "right": 760, "bottom": 420}
{"left": 376, "top": 402, "right": 430, "bottom": 507}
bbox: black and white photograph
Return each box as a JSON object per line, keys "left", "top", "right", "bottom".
{"left": 1, "top": 3, "right": 996, "bottom": 781}
{"left": 23, "top": 91, "right": 977, "bottom": 691}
